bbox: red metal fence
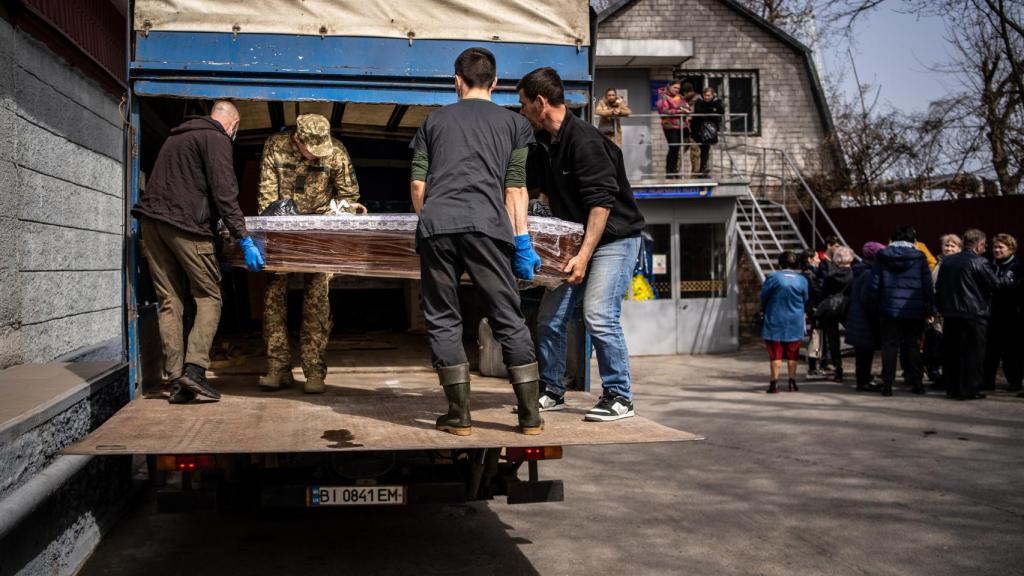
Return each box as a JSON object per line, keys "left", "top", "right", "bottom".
{"left": 825, "top": 196, "right": 1024, "bottom": 255}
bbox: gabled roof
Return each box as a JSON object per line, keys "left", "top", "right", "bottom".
{"left": 597, "top": 0, "right": 835, "bottom": 134}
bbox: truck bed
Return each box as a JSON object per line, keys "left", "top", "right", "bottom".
{"left": 64, "top": 371, "right": 697, "bottom": 454}
{"left": 63, "top": 335, "right": 699, "bottom": 454}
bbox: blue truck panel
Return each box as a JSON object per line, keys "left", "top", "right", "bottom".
{"left": 134, "top": 33, "right": 591, "bottom": 82}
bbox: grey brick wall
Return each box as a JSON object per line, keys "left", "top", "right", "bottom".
{"left": 0, "top": 18, "right": 124, "bottom": 368}
{"left": 600, "top": 0, "right": 830, "bottom": 178}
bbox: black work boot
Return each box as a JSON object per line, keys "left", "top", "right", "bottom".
{"left": 179, "top": 363, "right": 221, "bottom": 400}
{"left": 435, "top": 363, "right": 472, "bottom": 436}
{"left": 509, "top": 363, "right": 544, "bottom": 435}
{"left": 168, "top": 381, "right": 196, "bottom": 404}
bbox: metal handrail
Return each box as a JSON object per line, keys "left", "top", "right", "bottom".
{"left": 716, "top": 142, "right": 847, "bottom": 251}
{"left": 596, "top": 112, "right": 752, "bottom": 180}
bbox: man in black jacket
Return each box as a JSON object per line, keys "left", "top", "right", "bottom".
{"left": 935, "top": 229, "right": 1003, "bottom": 400}
{"left": 132, "top": 100, "right": 264, "bottom": 404}
{"left": 518, "top": 67, "right": 646, "bottom": 422}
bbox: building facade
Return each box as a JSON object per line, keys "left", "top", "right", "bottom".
{"left": 595, "top": 0, "right": 837, "bottom": 353}
{"left": 0, "top": 3, "right": 131, "bottom": 575}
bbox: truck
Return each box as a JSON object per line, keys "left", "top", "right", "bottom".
{"left": 66, "top": 0, "right": 698, "bottom": 510}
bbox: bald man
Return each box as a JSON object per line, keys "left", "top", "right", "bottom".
{"left": 132, "top": 100, "right": 264, "bottom": 404}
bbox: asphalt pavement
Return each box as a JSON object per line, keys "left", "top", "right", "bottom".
{"left": 78, "top": 348, "right": 1024, "bottom": 576}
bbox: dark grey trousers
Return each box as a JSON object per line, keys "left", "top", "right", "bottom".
{"left": 419, "top": 233, "right": 535, "bottom": 369}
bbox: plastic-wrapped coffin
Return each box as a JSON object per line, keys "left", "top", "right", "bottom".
{"left": 221, "top": 214, "right": 584, "bottom": 288}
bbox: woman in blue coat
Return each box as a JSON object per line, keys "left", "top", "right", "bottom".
{"left": 760, "top": 251, "right": 810, "bottom": 393}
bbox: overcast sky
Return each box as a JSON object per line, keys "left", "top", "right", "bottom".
{"left": 822, "top": 7, "right": 954, "bottom": 113}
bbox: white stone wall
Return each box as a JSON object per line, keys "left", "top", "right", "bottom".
{"left": 599, "top": 0, "right": 831, "bottom": 178}
{"left": 0, "top": 18, "right": 124, "bottom": 368}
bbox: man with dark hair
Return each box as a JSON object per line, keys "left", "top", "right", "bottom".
{"left": 454, "top": 46, "right": 496, "bottom": 88}
{"left": 518, "top": 67, "right": 646, "bottom": 422}
{"left": 410, "top": 47, "right": 543, "bottom": 436}
{"left": 869, "top": 225, "right": 934, "bottom": 396}
{"left": 936, "top": 229, "right": 1005, "bottom": 400}
{"left": 132, "top": 100, "right": 264, "bottom": 404}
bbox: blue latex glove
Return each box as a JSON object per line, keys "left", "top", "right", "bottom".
{"left": 239, "top": 236, "right": 265, "bottom": 272}
{"left": 512, "top": 234, "right": 542, "bottom": 281}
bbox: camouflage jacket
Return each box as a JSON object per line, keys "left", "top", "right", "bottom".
{"left": 257, "top": 132, "right": 360, "bottom": 215}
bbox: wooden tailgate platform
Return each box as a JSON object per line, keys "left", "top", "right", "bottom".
{"left": 64, "top": 371, "right": 700, "bottom": 454}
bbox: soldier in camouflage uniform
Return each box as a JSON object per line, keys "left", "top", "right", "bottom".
{"left": 257, "top": 113, "right": 365, "bottom": 393}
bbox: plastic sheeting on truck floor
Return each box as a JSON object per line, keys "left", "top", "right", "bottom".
{"left": 63, "top": 371, "right": 700, "bottom": 455}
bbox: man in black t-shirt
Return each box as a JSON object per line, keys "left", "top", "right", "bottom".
{"left": 410, "top": 47, "right": 543, "bottom": 436}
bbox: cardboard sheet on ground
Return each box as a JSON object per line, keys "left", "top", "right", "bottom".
{"left": 221, "top": 214, "right": 584, "bottom": 288}
{"left": 63, "top": 372, "right": 700, "bottom": 454}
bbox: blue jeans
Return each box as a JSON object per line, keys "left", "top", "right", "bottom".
{"left": 537, "top": 235, "right": 641, "bottom": 400}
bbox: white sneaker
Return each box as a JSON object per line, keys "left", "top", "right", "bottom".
{"left": 584, "top": 395, "right": 634, "bottom": 422}
{"left": 538, "top": 391, "right": 566, "bottom": 412}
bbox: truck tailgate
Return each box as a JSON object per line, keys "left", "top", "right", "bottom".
{"left": 63, "top": 371, "right": 699, "bottom": 454}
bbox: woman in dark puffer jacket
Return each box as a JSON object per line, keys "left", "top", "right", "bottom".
{"left": 845, "top": 242, "right": 886, "bottom": 391}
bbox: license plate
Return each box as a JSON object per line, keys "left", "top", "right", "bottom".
{"left": 308, "top": 485, "right": 405, "bottom": 506}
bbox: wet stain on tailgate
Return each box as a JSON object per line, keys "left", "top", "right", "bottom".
{"left": 322, "top": 429, "right": 363, "bottom": 449}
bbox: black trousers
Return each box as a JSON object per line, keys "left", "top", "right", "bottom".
{"left": 854, "top": 347, "right": 875, "bottom": 386}
{"left": 663, "top": 127, "right": 682, "bottom": 178}
{"left": 880, "top": 316, "right": 925, "bottom": 386}
{"left": 821, "top": 320, "right": 843, "bottom": 377}
{"left": 982, "top": 318, "right": 1023, "bottom": 390}
{"left": 942, "top": 317, "right": 987, "bottom": 398}
{"left": 699, "top": 143, "right": 712, "bottom": 175}
{"left": 923, "top": 322, "right": 943, "bottom": 379}
{"left": 420, "top": 233, "right": 535, "bottom": 369}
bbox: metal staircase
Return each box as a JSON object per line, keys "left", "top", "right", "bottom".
{"left": 722, "top": 141, "right": 850, "bottom": 283}
{"left": 735, "top": 195, "right": 807, "bottom": 282}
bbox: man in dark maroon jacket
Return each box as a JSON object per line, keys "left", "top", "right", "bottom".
{"left": 132, "top": 100, "right": 263, "bottom": 404}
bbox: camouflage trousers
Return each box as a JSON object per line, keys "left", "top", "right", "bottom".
{"left": 263, "top": 272, "right": 332, "bottom": 378}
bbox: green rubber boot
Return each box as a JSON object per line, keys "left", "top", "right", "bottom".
{"left": 435, "top": 363, "right": 472, "bottom": 436}
{"left": 509, "top": 363, "right": 544, "bottom": 435}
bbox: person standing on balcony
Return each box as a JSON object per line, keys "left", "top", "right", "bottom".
{"left": 656, "top": 80, "right": 688, "bottom": 179}
{"left": 682, "top": 83, "right": 702, "bottom": 177}
{"left": 595, "top": 88, "right": 632, "bottom": 147}
{"left": 692, "top": 86, "right": 724, "bottom": 178}
{"left": 518, "top": 67, "right": 646, "bottom": 422}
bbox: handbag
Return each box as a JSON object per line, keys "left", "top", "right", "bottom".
{"left": 814, "top": 291, "right": 848, "bottom": 322}
{"left": 700, "top": 122, "right": 719, "bottom": 145}
{"left": 808, "top": 329, "right": 823, "bottom": 359}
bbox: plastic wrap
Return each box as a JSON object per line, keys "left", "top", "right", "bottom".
{"left": 222, "top": 214, "right": 584, "bottom": 288}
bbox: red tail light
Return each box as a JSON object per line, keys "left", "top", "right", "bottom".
{"left": 504, "top": 446, "right": 563, "bottom": 461}
{"left": 155, "top": 455, "right": 216, "bottom": 471}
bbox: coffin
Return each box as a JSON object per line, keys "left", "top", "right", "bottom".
{"left": 222, "top": 214, "right": 584, "bottom": 288}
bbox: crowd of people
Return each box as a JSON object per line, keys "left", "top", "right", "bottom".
{"left": 760, "top": 227, "right": 1022, "bottom": 400}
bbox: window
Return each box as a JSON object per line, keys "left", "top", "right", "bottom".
{"left": 676, "top": 71, "right": 760, "bottom": 135}
{"left": 678, "top": 223, "right": 727, "bottom": 298}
